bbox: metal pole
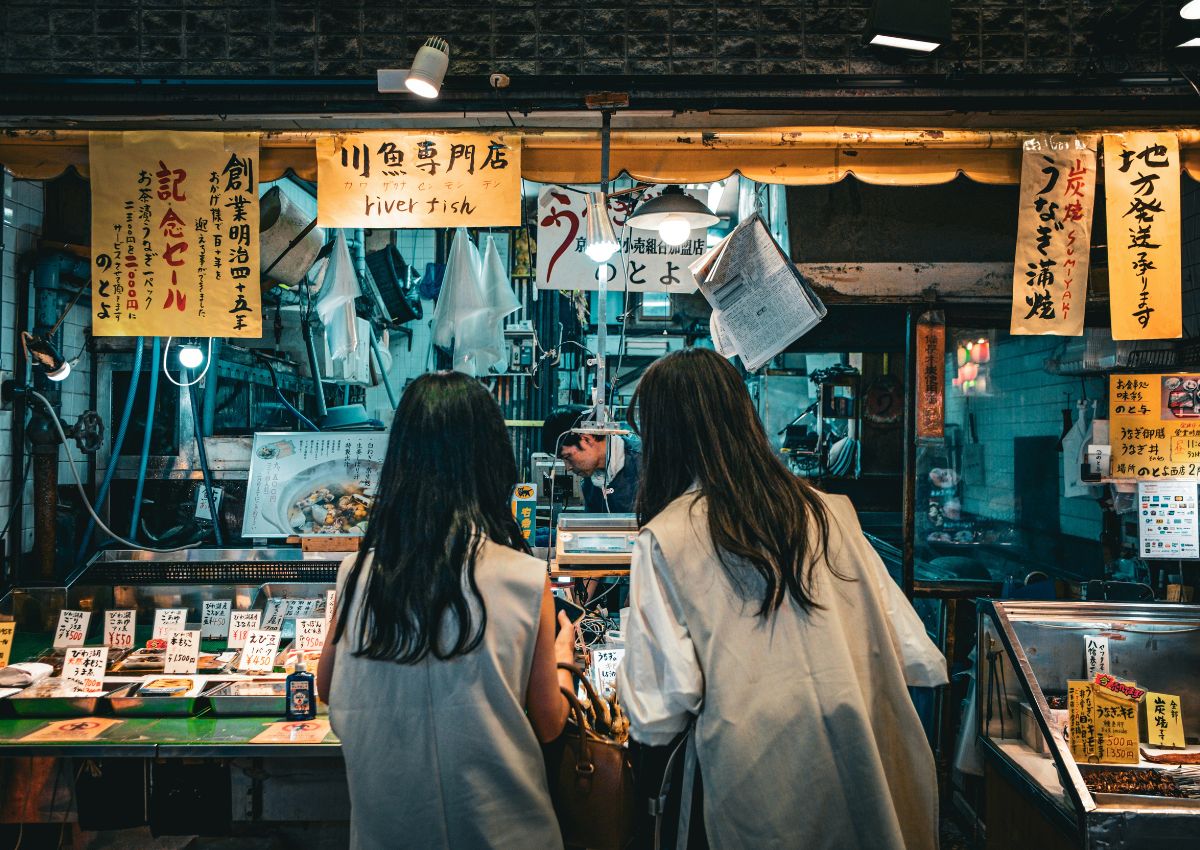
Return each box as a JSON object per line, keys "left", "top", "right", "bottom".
{"left": 901, "top": 306, "right": 918, "bottom": 600}
{"left": 593, "top": 109, "right": 611, "bottom": 426}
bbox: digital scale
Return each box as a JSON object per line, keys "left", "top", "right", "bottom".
{"left": 554, "top": 513, "right": 639, "bottom": 567}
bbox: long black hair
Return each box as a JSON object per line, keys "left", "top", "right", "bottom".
{"left": 333, "top": 371, "right": 529, "bottom": 662}
{"left": 631, "top": 348, "right": 834, "bottom": 615}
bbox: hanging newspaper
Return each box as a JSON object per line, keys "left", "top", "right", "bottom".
{"left": 690, "top": 214, "right": 826, "bottom": 372}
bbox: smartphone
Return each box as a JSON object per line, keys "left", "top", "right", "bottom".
{"left": 554, "top": 594, "right": 587, "bottom": 629}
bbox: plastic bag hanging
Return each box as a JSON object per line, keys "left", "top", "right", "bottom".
{"left": 478, "top": 235, "right": 522, "bottom": 372}
{"left": 315, "top": 232, "right": 362, "bottom": 361}
{"left": 431, "top": 228, "right": 490, "bottom": 375}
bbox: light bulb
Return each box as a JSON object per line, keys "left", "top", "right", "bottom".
{"left": 47, "top": 361, "right": 71, "bottom": 382}
{"left": 178, "top": 344, "right": 205, "bottom": 370}
{"left": 659, "top": 215, "right": 691, "bottom": 246}
{"left": 585, "top": 240, "right": 618, "bottom": 263}
{"left": 1183, "top": 1, "right": 1200, "bottom": 20}
{"left": 405, "top": 77, "right": 440, "bottom": 98}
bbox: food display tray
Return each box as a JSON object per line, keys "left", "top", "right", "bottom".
{"left": 204, "top": 680, "right": 286, "bottom": 716}
{"left": 5, "top": 680, "right": 125, "bottom": 718}
{"left": 107, "top": 682, "right": 206, "bottom": 718}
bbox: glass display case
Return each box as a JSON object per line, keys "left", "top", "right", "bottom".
{"left": 977, "top": 600, "right": 1200, "bottom": 848}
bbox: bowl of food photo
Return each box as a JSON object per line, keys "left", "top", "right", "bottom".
{"left": 270, "top": 457, "right": 381, "bottom": 536}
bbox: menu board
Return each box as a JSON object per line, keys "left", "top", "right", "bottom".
{"left": 1069, "top": 677, "right": 1140, "bottom": 765}
{"left": 1111, "top": 374, "right": 1200, "bottom": 480}
{"left": 242, "top": 433, "right": 386, "bottom": 538}
{"left": 1137, "top": 481, "right": 1199, "bottom": 558}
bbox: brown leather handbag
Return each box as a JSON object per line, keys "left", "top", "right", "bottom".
{"left": 551, "top": 663, "right": 635, "bottom": 850}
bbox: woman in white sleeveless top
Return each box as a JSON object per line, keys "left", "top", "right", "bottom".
{"left": 318, "top": 372, "right": 576, "bottom": 850}
{"left": 618, "top": 349, "right": 946, "bottom": 849}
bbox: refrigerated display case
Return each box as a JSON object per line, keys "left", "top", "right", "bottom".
{"left": 977, "top": 600, "right": 1200, "bottom": 849}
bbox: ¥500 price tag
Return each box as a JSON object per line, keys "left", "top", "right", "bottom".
{"left": 53, "top": 610, "right": 92, "bottom": 649}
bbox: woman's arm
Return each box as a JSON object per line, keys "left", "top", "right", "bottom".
{"left": 317, "top": 611, "right": 337, "bottom": 704}
{"left": 526, "top": 579, "right": 577, "bottom": 743}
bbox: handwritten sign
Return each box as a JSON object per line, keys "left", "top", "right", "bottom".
{"left": 153, "top": 608, "right": 187, "bottom": 640}
{"left": 104, "top": 610, "right": 136, "bottom": 649}
{"left": 250, "top": 718, "right": 332, "bottom": 745}
{"left": 1145, "top": 691, "right": 1185, "bottom": 749}
{"left": 238, "top": 629, "right": 281, "bottom": 674}
{"left": 53, "top": 610, "right": 91, "bottom": 649}
{"left": 295, "top": 618, "right": 326, "bottom": 653}
{"left": 262, "top": 598, "right": 321, "bottom": 631}
{"left": 1095, "top": 673, "right": 1146, "bottom": 702}
{"left": 0, "top": 622, "right": 15, "bottom": 668}
{"left": 89, "top": 131, "right": 261, "bottom": 337}
{"left": 324, "top": 590, "right": 337, "bottom": 632}
{"left": 62, "top": 646, "right": 109, "bottom": 695}
{"left": 1103, "top": 132, "right": 1182, "bottom": 341}
{"left": 916, "top": 311, "right": 945, "bottom": 439}
{"left": 589, "top": 646, "right": 625, "bottom": 697}
{"left": 1069, "top": 679, "right": 1139, "bottom": 764}
{"left": 22, "top": 718, "right": 122, "bottom": 742}
{"left": 1084, "top": 635, "right": 1109, "bottom": 679}
{"left": 200, "top": 600, "right": 232, "bottom": 640}
{"left": 1010, "top": 136, "right": 1096, "bottom": 336}
{"left": 163, "top": 630, "right": 201, "bottom": 675}
{"left": 316, "top": 131, "right": 520, "bottom": 228}
{"left": 228, "top": 611, "right": 261, "bottom": 649}
{"left": 1109, "top": 373, "right": 1200, "bottom": 482}
{"left": 535, "top": 184, "right": 706, "bottom": 293}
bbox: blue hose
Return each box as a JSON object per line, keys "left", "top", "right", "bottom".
{"left": 77, "top": 338, "right": 143, "bottom": 560}
{"left": 128, "top": 337, "right": 160, "bottom": 541}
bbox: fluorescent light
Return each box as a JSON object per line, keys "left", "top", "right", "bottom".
{"left": 870, "top": 33, "right": 941, "bottom": 52}
{"left": 1183, "top": 1, "right": 1200, "bottom": 20}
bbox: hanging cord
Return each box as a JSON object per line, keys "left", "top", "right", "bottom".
{"left": 128, "top": 337, "right": 161, "bottom": 541}
{"left": 161, "top": 337, "right": 214, "bottom": 388}
{"left": 28, "top": 390, "right": 197, "bottom": 553}
{"left": 187, "top": 377, "right": 225, "bottom": 547}
{"left": 253, "top": 351, "right": 321, "bottom": 432}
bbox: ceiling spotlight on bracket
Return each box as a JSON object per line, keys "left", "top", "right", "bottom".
{"left": 1183, "top": 1, "right": 1200, "bottom": 20}
{"left": 377, "top": 36, "right": 450, "bottom": 99}
{"left": 20, "top": 331, "right": 70, "bottom": 382}
{"left": 627, "top": 185, "right": 720, "bottom": 247}
{"left": 865, "top": 0, "right": 951, "bottom": 54}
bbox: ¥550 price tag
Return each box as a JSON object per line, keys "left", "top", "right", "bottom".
{"left": 104, "top": 610, "right": 137, "bottom": 649}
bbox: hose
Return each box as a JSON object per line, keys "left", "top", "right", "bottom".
{"left": 77, "top": 337, "right": 143, "bottom": 560}
{"left": 128, "top": 337, "right": 160, "bottom": 541}
{"left": 188, "top": 376, "right": 225, "bottom": 546}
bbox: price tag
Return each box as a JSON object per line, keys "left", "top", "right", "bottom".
{"left": 152, "top": 608, "right": 187, "bottom": 639}
{"left": 295, "top": 618, "right": 326, "bottom": 653}
{"left": 589, "top": 646, "right": 625, "bottom": 696}
{"left": 324, "top": 589, "right": 337, "bottom": 631}
{"left": 1084, "top": 635, "right": 1109, "bottom": 679}
{"left": 200, "top": 601, "right": 232, "bottom": 640}
{"left": 53, "top": 610, "right": 92, "bottom": 649}
{"left": 228, "top": 611, "right": 262, "bottom": 649}
{"left": 238, "top": 629, "right": 281, "bottom": 674}
{"left": 104, "top": 610, "right": 137, "bottom": 649}
{"left": 0, "top": 621, "right": 15, "bottom": 668}
{"left": 62, "top": 646, "right": 108, "bottom": 694}
{"left": 163, "top": 630, "right": 200, "bottom": 675}
{"left": 1145, "top": 691, "right": 1186, "bottom": 749}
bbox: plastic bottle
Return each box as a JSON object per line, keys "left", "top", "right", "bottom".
{"left": 285, "top": 656, "right": 317, "bottom": 720}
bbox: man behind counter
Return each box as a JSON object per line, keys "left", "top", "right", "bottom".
{"left": 541, "top": 405, "right": 641, "bottom": 515}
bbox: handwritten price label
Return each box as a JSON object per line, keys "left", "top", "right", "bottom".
{"left": 238, "top": 629, "right": 281, "bottom": 674}
{"left": 153, "top": 608, "right": 187, "bottom": 640}
{"left": 324, "top": 589, "right": 337, "bottom": 632}
{"left": 62, "top": 646, "right": 108, "bottom": 694}
{"left": 163, "top": 630, "right": 200, "bottom": 675}
{"left": 104, "top": 610, "right": 136, "bottom": 649}
{"left": 0, "top": 621, "right": 15, "bottom": 668}
{"left": 53, "top": 610, "right": 92, "bottom": 649}
{"left": 228, "top": 611, "right": 261, "bottom": 649}
{"left": 262, "top": 598, "right": 320, "bottom": 631}
{"left": 295, "top": 618, "right": 326, "bottom": 653}
{"left": 200, "top": 600, "right": 232, "bottom": 640}
{"left": 589, "top": 646, "right": 625, "bottom": 696}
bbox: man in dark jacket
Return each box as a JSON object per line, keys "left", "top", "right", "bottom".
{"left": 541, "top": 406, "right": 641, "bottom": 514}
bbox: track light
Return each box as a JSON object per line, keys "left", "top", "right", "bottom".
{"left": 1183, "top": 2, "right": 1200, "bottom": 20}
{"left": 584, "top": 192, "right": 620, "bottom": 263}
{"left": 627, "top": 185, "right": 720, "bottom": 246}
{"left": 865, "top": 0, "right": 951, "bottom": 54}
{"left": 178, "top": 340, "right": 205, "bottom": 370}
{"left": 406, "top": 37, "right": 450, "bottom": 98}
{"left": 21, "top": 331, "right": 70, "bottom": 381}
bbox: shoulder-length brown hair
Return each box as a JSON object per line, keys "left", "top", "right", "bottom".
{"left": 631, "top": 348, "right": 833, "bottom": 615}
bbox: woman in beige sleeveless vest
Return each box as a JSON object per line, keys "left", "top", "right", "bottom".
{"left": 318, "top": 372, "right": 576, "bottom": 849}
{"left": 618, "top": 348, "right": 946, "bottom": 849}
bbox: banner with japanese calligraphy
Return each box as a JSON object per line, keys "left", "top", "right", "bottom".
{"left": 535, "top": 185, "right": 706, "bottom": 292}
{"left": 315, "top": 131, "right": 520, "bottom": 228}
{"left": 1109, "top": 373, "right": 1200, "bottom": 480}
{"left": 1010, "top": 136, "right": 1096, "bottom": 336}
{"left": 89, "top": 132, "right": 261, "bottom": 338}
{"left": 1103, "top": 132, "right": 1183, "bottom": 341}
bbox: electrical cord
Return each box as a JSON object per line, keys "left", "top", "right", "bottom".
{"left": 28, "top": 390, "right": 198, "bottom": 554}
{"left": 0, "top": 447, "right": 31, "bottom": 547}
{"left": 252, "top": 351, "right": 321, "bottom": 431}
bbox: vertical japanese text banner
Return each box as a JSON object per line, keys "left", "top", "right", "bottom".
{"left": 1103, "top": 132, "right": 1182, "bottom": 341}
{"left": 1010, "top": 136, "right": 1097, "bottom": 336}
{"left": 315, "top": 131, "right": 521, "bottom": 228}
{"left": 89, "top": 132, "right": 261, "bottom": 338}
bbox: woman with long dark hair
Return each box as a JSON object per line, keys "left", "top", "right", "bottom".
{"left": 318, "top": 371, "right": 575, "bottom": 850}
{"left": 618, "top": 348, "right": 946, "bottom": 849}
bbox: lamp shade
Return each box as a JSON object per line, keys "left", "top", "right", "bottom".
{"left": 584, "top": 192, "right": 619, "bottom": 263}
{"left": 627, "top": 185, "right": 720, "bottom": 231}
{"left": 406, "top": 37, "right": 450, "bottom": 98}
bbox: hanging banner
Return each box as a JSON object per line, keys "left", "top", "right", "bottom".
{"left": 916, "top": 311, "right": 945, "bottom": 439}
{"left": 1010, "top": 136, "right": 1097, "bottom": 336}
{"left": 1108, "top": 373, "right": 1200, "bottom": 480}
{"left": 1103, "top": 132, "right": 1182, "bottom": 341}
{"left": 89, "top": 131, "right": 261, "bottom": 337}
{"left": 315, "top": 131, "right": 520, "bottom": 228}
{"left": 535, "top": 185, "right": 706, "bottom": 292}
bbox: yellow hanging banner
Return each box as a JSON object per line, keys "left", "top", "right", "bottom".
{"left": 1103, "top": 132, "right": 1182, "bottom": 341}
{"left": 89, "top": 132, "right": 262, "bottom": 338}
{"left": 315, "top": 131, "right": 521, "bottom": 228}
{"left": 1009, "top": 136, "right": 1097, "bottom": 336}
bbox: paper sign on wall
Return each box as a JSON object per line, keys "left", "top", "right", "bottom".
{"left": 0, "top": 622, "right": 15, "bottom": 668}
{"left": 201, "top": 601, "right": 232, "bottom": 640}
{"left": 62, "top": 646, "right": 109, "bottom": 695}
{"left": 238, "top": 629, "right": 281, "bottom": 674}
{"left": 1084, "top": 635, "right": 1109, "bottom": 679}
{"left": 1137, "top": 481, "right": 1199, "bottom": 558}
{"left": 228, "top": 611, "right": 261, "bottom": 649}
{"left": 1109, "top": 374, "right": 1200, "bottom": 481}
{"left": 104, "top": 610, "right": 136, "bottom": 649}
{"left": 316, "top": 131, "right": 521, "bottom": 228}
{"left": 1103, "top": 132, "right": 1182, "bottom": 341}
{"left": 89, "top": 131, "right": 261, "bottom": 337}
{"left": 1010, "top": 136, "right": 1097, "bottom": 337}
{"left": 1144, "top": 691, "right": 1185, "bottom": 749}
{"left": 53, "top": 610, "right": 91, "bottom": 649}
{"left": 916, "top": 311, "right": 946, "bottom": 439}
{"left": 153, "top": 608, "right": 187, "bottom": 639}
{"left": 163, "top": 630, "right": 201, "bottom": 675}
{"left": 295, "top": 618, "right": 326, "bottom": 653}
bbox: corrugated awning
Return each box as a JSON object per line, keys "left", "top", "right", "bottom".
{"left": 3, "top": 127, "right": 1200, "bottom": 185}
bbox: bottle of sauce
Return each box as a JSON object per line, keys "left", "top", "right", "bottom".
{"left": 285, "top": 656, "right": 317, "bottom": 720}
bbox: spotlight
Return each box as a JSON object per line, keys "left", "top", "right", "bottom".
{"left": 21, "top": 331, "right": 70, "bottom": 381}
{"left": 584, "top": 192, "right": 620, "bottom": 263}
{"left": 1183, "top": 2, "right": 1200, "bottom": 20}
{"left": 406, "top": 37, "right": 450, "bottom": 98}
{"left": 178, "top": 341, "right": 205, "bottom": 370}
{"left": 865, "top": 0, "right": 951, "bottom": 54}
{"left": 627, "top": 185, "right": 720, "bottom": 246}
